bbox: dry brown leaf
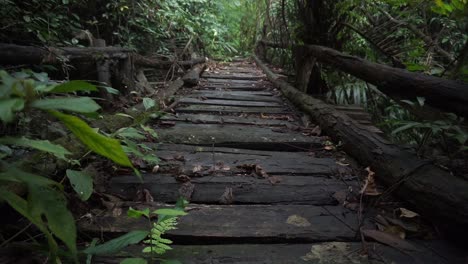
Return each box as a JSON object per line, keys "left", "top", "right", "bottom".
{"left": 361, "top": 229, "right": 420, "bottom": 252}
{"left": 175, "top": 174, "right": 191, "bottom": 183}
{"left": 112, "top": 207, "right": 123, "bottom": 217}
{"left": 399, "top": 208, "right": 419, "bottom": 219}
{"left": 360, "top": 167, "right": 381, "bottom": 196}
{"left": 152, "top": 165, "right": 160, "bottom": 173}
{"left": 179, "top": 182, "right": 195, "bottom": 201}
{"left": 219, "top": 187, "right": 234, "bottom": 204}
{"left": 310, "top": 125, "right": 322, "bottom": 136}
{"left": 324, "top": 145, "right": 334, "bottom": 151}
{"left": 336, "top": 161, "right": 350, "bottom": 166}
{"left": 255, "top": 165, "right": 269, "bottom": 178}
{"left": 173, "top": 155, "right": 185, "bottom": 161}
{"left": 385, "top": 216, "right": 420, "bottom": 233}
{"left": 135, "top": 189, "right": 154, "bottom": 202}
{"left": 383, "top": 225, "right": 406, "bottom": 239}
{"left": 192, "top": 164, "right": 203, "bottom": 173}
{"left": 268, "top": 176, "right": 282, "bottom": 185}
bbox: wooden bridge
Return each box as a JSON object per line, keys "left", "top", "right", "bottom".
{"left": 81, "top": 60, "right": 465, "bottom": 263}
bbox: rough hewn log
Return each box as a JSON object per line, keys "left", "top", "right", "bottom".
{"left": 133, "top": 54, "right": 206, "bottom": 69}
{"left": 258, "top": 41, "right": 468, "bottom": 117}
{"left": 301, "top": 45, "right": 468, "bottom": 118}
{"left": 0, "top": 43, "right": 132, "bottom": 65}
{"left": 182, "top": 63, "right": 206, "bottom": 86}
{"left": 253, "top": 54, "right": 468, "bottom": 236}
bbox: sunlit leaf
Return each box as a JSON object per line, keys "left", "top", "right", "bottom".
{"left": 50, "top": 111, "right": 133, "bottom": 167}
{"left": 32, "top": 97, "right": 101, "bottom": 113}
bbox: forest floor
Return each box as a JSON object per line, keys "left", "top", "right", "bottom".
{"left": 79, "top": 60, "right": 465, "bottom": 263}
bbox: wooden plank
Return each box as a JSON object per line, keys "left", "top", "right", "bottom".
{"left": 156, "top": 124, "right": 324, "bottom": 150}
{"left": 202, "top": 73, "right": 264, "bottom": 80}
{"left": 175, "top": 105, "right": 291, "bottom": 114}
{"left": 152, "top": 146, "right": 341, "bottom": 176}
{"left": 109, "top": 174, "right": 350, "bottom": 205}
{"left": 193, "top": 90, "right": 274, "bottom": 96}
{"left": 189, "top": 91, "right": 280, "bottom": 102}
{"left": 92, "top": 242, "right": 466, "bottom": 264}
{"left": 78, "top": 203, "right": 357, "bottom": 242}
{"left": 198, "top": 85, "right": 266, "bottom": 91}
{"left": 203, "top": 78, "right": 260, "bottom": 84}
{"left": 161, "top": 113, "right": 293, "bottom": 126}
{"left": 179, "top": 98, "right": 283, "bottom": 107}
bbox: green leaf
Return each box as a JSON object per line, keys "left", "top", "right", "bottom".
{"left": 101, "top": 86, "right": 120, "bottom": 95}
{"left": 0, "top": 98, "right": 25, "bottom": 123}
{"left": 392, "top": 122, "right": 420, "bottom": 135}
{"left": 28, "top": 185, "right": 77, "bottom": 255}
{"left": 153, "top": 208, "right": 188, "bottom": 216}
{"left": 49, "top": 80, "right": 98, "bottom": 93}
{"left": 0, "top": 167, "right": 60, "bottom": 187}
{"left": 66, "top": 170, "right": 93, "bottom": 201}
{"left": 143, "top": 98, "right": 156, "bottom": 110}
{"left": 51, "top": 111, "right": 133, "bottom": 167}
{"left": 128, "top": 207, "right": 150, "bottom": 219}
{"left": 86, "top": 238, "right": 99, "bottom": 264}
{"left": 0, "top": 137, "right": 71, "bottom": 160}
{"left": 32, "top": 97, "right": 101, "bottom": 113}
{"left": 120, "top": 258, "right": 148, "bottom": 264}
{"left": 83, "top": 230, "right": 149, "bottom": 255}
{"left": 0, "top": 187, "right": 47, "bottom": 232}
{"left": 116, "top": 127, "right": 146, "bottom": 140}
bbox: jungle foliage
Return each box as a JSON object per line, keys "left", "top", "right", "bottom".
{"left": 258, "top": 0, "right": 467, "bottom": 154}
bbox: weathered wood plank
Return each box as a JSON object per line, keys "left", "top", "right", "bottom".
{"left": 161, "top": 113, "right": 293, "bottom": 126}
{"left": 156, "top": 124, "right": 324, "bottom": 150}
{"left": 202, "top": 73, "right": 264, "bottom": 80}
{"left": 79, "top": 204, "right": 357, "bottom": 242}
{"left": 193, "top": 90, "right": 274, "bottom": 96}
{"left": 152, "top": 147, "right": 341, "bottom": 176}
{"left": 176, "top": 105, "right": 291, "bottom": 114}
{"left": 178, "top": 98, "right": 283, "bottom": 107}
{"left": 198, "top": 85, "right": 266, "bottom": 91}
{"left": 204, "top": 78, "right": 260, "bottom": 84}
{"left": 109, "top": 174, "right": 350, "bottom": 205}
{"left": 93, "top": 242, "right": 465, "bottom": 264}
{"left": 189, "top": 91, "right": 281, "bottom": 102}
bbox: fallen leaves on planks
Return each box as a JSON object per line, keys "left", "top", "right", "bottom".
{"left": 360, "top": 167, "right": 381, "bottom": 196}
{"left": 361, "top": 229, "right": 420, "bottom": 252}
{"left": 219, "top": 187, "right": 234, "bottom": 204}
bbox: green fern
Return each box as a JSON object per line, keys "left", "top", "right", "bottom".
{"left": 142, "top": 217, "right": 178, "bottom": 255}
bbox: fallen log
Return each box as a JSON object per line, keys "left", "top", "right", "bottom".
{"left": 253, "top": 54, "right": 468, "bottom": 236}
{"left": 0, "top": 43, "right": 132, "bottom": 65}
{"left": 182, "top": 63, "right": 206, "bottom": 86}
{"left": 133, "top": 54, "right": 206, "bottom": 69}
{"left": 258, "top": 41, "right": 468, "bottom": 118}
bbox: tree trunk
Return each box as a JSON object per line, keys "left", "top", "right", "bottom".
{"left": 301, "top": 44, "right": 468, "bottom": 118}
{"left": 0, "top": 43, "right": 131, "bottom": 65}
{"left": 253, "top": 54, "right": 468, "bottom": 236}
{"left": 133, "top": 54, "right": 206, "bottom": 69}
{"left": 182, "top": 63, "right": 206, "bottom": 87}
{"left": 94, "top": 39, "right": 113, "bottom": 102}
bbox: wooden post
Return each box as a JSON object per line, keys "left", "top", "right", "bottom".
{"left": 94, "top": 39, "right": 113, "bottom": 102}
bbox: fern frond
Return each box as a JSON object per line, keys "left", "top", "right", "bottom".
{"left": 142, "top": 217, "right": 179, "bottom": 255}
